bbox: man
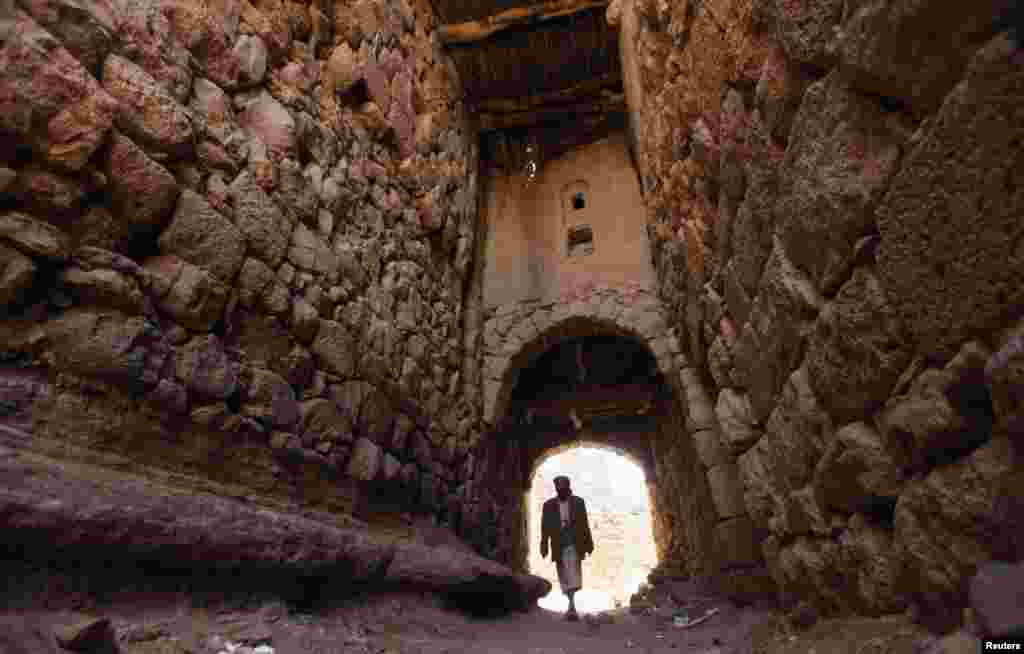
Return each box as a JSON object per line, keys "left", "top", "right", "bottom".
{"left": 540, "top": 475, "right": 595, "bottom": 621}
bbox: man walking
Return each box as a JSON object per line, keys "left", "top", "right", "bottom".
{"left": 540, "top": 475, "right": 595, "bottom": 621}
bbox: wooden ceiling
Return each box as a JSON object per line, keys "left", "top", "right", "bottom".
{"left": 431, "top": 0, "right": 623, "bottom": 142}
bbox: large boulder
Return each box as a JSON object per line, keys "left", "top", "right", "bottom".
{"left": 228, "top": 172, "right": 293, "bottom": 267}
{"left": 0, "top": 10, "right": 119, "bottom": 171}
{"left": 754, "top": 0, "right": 843, "bottom": 68}
{"left": 804, "top": 266, "right": 911, "bottom": 424}
{"left": 159, "top": 190, "right": 247, "bottom": 284}
{"left": 174, "top": 335, "right": 239, "bottom": 400}
{"left": 814, "top": 421, "right": 904, "bottom": 514}
{"left": 105, "top": 132, "right": 181, "bottom": 231}
{"left": 43, "top": 308, "right": 150, "bottom": 383}
{"left": 876, "top": 33, "right": 1024, "bottom": 358}
{"left": 837, "top": 0, "right": 1008, "bottom": 116}
{"left": 0, "top": 245, "right": 36, "bottom": 308}
{"left": 0, "top": 212, "right": 71, "bottom": 261}
{"left": 895, "top": 437, "right": 1020, "bottom": 630}
{"left": 238, "top": 91, "right": 296, "bottom": 160}
{"left": 969, "top": 561, "right": 1024, "bottom": 639}
{"left": 0, "top": 450, "right": 551, "bottom": 610}
{"left": 144, "top": 256, "right": 228, "bottom": 331}
{"left": 738, "top": 365, "right": 832, "bottom": 532}
{"left": 732, "top": 238, "right": 823, "bottom": 421}
{"left": 102, "top": 54, "right": 194, "bottom": 155}
{"left": 775, "top": 71, "right": 907, "bottom": 296}
{"left": 312, "top": 320, "right": 357, "bottom": 378}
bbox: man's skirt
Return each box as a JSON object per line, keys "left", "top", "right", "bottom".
{"left": 557, "top": 544, "right": 583, "bottom": 594}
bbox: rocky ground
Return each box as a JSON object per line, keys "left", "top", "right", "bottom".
{"left": 5, "top": 571, "right": 1010, "bottom": 654}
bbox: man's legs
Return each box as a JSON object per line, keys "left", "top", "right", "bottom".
{"left": 566, "top": 589, "right": 578, "bottom": 619}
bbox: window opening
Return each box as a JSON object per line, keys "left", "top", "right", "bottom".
{"left": 572, "top": 192, "right": 585, "bottom": 210}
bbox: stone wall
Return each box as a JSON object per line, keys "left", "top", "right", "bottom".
{"left": 480, "top": 131, "right": 655, "bottom": 308}
{"left": 618, "top": 0, "right": 1024, "bottom": 631}
{"left": 0, "top": 0, "right": 502, "bottom": 553}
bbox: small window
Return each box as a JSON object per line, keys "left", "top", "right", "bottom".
{"left": 572, "top": 192, "right": 585, "bottom": 210}
{"left": 567, "top": 224, "right": 594, "bottom": 257}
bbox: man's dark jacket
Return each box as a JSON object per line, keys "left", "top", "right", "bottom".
{"left": 541, "top": 495, "right": 595, "bottom": 564}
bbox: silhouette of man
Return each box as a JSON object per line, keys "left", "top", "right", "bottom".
{"left": 540, "top": 475, "right": 594, "bottom": 621}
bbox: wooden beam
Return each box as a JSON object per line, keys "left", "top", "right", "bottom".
{"left": 475, "top": 73, "right": 622, "bottom": 114}
{"left": 478, "top": 93, "right": 625, "bottom": 130}
{"left": 437, "top": 0, "right": 612, "bottom": 46}
{"left": 519, "top": 383, "right": 659, "bottom": 419}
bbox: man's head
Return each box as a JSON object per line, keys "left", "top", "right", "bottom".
{"left": 554, "top": 475, "right": 572, "bottom": 500}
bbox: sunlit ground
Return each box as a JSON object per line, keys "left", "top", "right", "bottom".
{"left": 529, "top": 446, "right": 657, "bottom": 613}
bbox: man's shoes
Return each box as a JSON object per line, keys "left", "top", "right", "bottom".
{"left": 566, "top": 609, "right": 579, "bottom": 622}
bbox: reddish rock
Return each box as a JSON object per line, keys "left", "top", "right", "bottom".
{"left": 102, "top": 55, "right": 194, "bottom": 156}
{"left": 105, "top": 131, "right": 181, "bottom": 230}
{"left": 116, "top": 0, "right": 193, "bottom": 102}
{"left": 10, "top": 167, "right": 86, "bottom": 221}
{"left": 363, "top": 63, "right": 391, "bottom": 114}
{"left": 0, "top": 10, "right": 119, "bottom": 171}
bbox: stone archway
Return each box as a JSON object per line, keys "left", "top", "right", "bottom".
{"left": 480, "top": 283, "right": 685, "bottom": 429}
{"left": 474, "top": 284, "right": 726, "bottom": 580}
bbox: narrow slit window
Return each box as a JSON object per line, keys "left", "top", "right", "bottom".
{"left": 567, "top": 224, "right": 594, "bottom": 257}
{"left": 572, "top": 192, "right": 585, "bottom": 210}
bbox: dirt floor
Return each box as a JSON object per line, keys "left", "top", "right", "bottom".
{"left": 2, "top": 580, "right": 939, "bottom": 654}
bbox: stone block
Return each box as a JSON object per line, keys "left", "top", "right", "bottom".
{"left": 716, "top": 388, "right": 761, "bottom": 455}
{"left": 228, "top": 172, "right": 293, "bottom": 267}
{"left": 311, "top": 320, "right": 356, "bottom": 378}
{"left": 44, "top": 308, "right": 148, "bottom": 383}
{"left": 804, "top": 266, "right": 911, "bottom": 424}
{"left": 102, "top": 54, "right": 193, "bottom": 155}
{"left": 146, "top": 256, "right": 229, "bottom": 331}
{"left": 896, "top": 438, "right": 1020, "bottom": 621}
{"left": 813, "top": 421, "right": 903, "bottom": 514}
{"left": 969, "top": 561, "right": 1024, "bottom": 639}
{"left": 175, "top": 335, "right": 239, "bottom": 400}
{"left": 0, "top": 212, "right": 70, "bottom": 261}
{"left": 714, "top": 516, "right": 762, "bottom": 568}
{"left": 160, "top": 189, "right": 246, "bottom": 283}
{"left": 776, "top": 71, "right": 907, "bottom": 295}
{"left": 876, "top": 33, "right": 1024, "bottom": 357}
{"left": 0, "top": 10, "right": 119, "bottom": 171}
{"left": 837, "top": 0, "right": 1007, "bottom": 115}
{"left": 708, "top": 463, "right": 747, "bottom": 519}
{"left": 692, "top": 428, "right": 730, "bottom": 468}
{"left": 347, "top": 437, "right": 380, "bottom": 481}
{"left": 732, "top": 237, "right": 822, "bottom": 422}
{"left": 0, "top": 245, "right": 36, "bottom": 307}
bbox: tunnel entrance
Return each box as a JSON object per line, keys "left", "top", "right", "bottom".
{"left": 528, "top": 444, "right": 658, "bottom": 613}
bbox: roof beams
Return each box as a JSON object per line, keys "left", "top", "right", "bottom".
{"left": 478, "top": 93, "right": 625, "bottom": 130}
{"left": 437, "top": 0, "right": 612, "bottom": 46}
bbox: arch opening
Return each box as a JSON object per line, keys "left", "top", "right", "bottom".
{"left": 528, "top": 443, "right": 658, "bottom": 614}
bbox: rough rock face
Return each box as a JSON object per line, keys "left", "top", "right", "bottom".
{"left": 628, "top": 0, "right": 1024, "bottom": 631}
{"left": 0, "top": 0, "right": 492, "bottom": 607}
